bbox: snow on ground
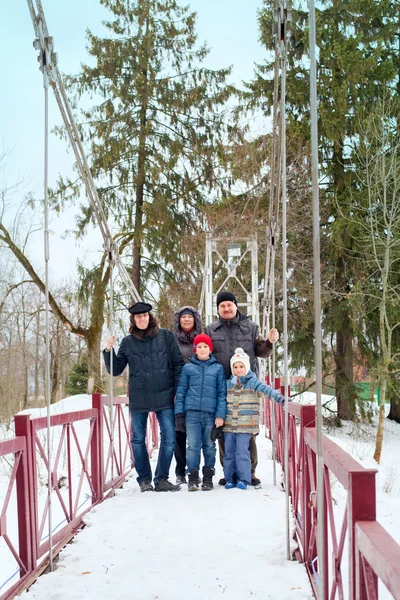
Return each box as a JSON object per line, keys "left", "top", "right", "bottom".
{"left": 1, "top": 393, "right": 400, "bottom": 599}
{"left": 21, "top": 433, "right": 314, "bottom": 600}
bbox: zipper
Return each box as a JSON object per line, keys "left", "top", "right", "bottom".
{"left": 199, "top": 362, "right": 205, "bottom": 412}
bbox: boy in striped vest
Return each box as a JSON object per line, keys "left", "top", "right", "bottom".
{"left": 223, "top": 348, "right": 286, "bottom": 490}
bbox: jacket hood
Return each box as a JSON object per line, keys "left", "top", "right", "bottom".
{"left": 173, "top": 305, "right": 202, "bottom": 343}
{"left": 189, "top": 353, "right": 218, "bottom": 366}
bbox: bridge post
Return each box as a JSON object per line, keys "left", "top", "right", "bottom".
{"left": 14, "top": 414, "right": 37, "bottom": 571}
{"left": 299, "top": 406, "right": 316, "bottom": 566}
{"left": 91, "top": 394, "right": 104, "bottom": 503}
{"left": 348, "top": 469, "right": 377, "bottom": 600}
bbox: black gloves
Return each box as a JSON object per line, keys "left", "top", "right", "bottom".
{"left": 210, "top": 425, "right": 223, "bottom": 442}
{"left": 175, "top": 414, "right": 186, "bottom": 433}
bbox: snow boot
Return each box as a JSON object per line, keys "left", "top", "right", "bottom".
{"left": 139, "top": 479, "right": 154, "bottom": 492}
{"left": 154, "top": 478, "right": 181, "bottom": 492}
{"left": 201, "top": 466, "right": 214, "bottom": 491}
{"left": 236, "top": 480, "right": 248, "bottom": 490}
{"left": 176, "top": 473, "right": 187, "bottom": 485}
{"left": 225, "top": 482, "right": 236, "bottom": 489}
{"left": 188, "top": 470, "right": 200, "bottom": 491}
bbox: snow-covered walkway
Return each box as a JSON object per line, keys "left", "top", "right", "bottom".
{"left": 23, "top": 435, "right": 313, "bottom": 600}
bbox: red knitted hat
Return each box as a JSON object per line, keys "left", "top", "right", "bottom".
{"left": 193, "top": 333, "right": 213, "bottom": 352}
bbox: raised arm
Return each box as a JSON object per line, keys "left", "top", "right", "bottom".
{"left": 253, "top": 379, "right": 286, "bottom": 404}
{"left": 255, "top": 327, "right": 279, "bottom": 359}
{"left": 103, "top": 338, "right": 128, "bottom": 376}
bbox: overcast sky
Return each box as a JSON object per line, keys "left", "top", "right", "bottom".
{"left": 0, "top": 0, "right": 270, "bottom": 283}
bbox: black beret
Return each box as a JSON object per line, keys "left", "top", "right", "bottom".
{"left": 216, "top": 291, "right": 237, "bottom": 307}
{"left": 128, "top": 301, "right": 152, "bottom": 315}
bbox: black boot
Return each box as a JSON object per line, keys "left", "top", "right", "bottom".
{"left": 202, "top": 466, "right": 214, "bottom": 491}
{"left": 188, "top": 470, "right": 200, "bottom": 491}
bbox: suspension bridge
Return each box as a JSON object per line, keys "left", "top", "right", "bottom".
{"left": 1, "top": 0, "right": 400, "bottom": 598}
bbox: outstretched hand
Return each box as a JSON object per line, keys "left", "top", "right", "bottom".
{"left": 268, "top": 328, "right": 279, "bottom": 344}
{"left": 105, "top": 335, "right": 116, "bottom": 351}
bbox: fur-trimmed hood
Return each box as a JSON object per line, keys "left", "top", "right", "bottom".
{"left": 173, "top": 306, "right": 202, "bottom": 344}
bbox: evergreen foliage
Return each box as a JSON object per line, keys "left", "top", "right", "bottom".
{"left": 56, "top": 0, "right": 235, "bottom": 296}
{"left": 244, "top": 0, "right": 399, "bottom": 419}
{"left": 66, "top": 358, "right": 89, "bottom": 396}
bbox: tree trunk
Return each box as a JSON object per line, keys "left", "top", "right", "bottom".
{"left": 86, "top": 328, "right": 103, "bottom": 394}
{"left": 387, "top": 395, "right": 400, "bottom": 423}
{"left": 373, "top": 377, "right": 387, "bottom": 463}
{"left": 335, "top": 310, "right": 355, "bottom": 420}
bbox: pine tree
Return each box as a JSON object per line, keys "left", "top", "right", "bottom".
{"left": 57, "top": 0, "right": 234, "bottom": 297}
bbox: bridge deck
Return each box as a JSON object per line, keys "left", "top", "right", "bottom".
{"left": 23, "top": 436, "right": 313, "bottom": 600}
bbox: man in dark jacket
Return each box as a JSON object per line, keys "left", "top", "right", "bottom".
{"left": 104, "top": 301, "right": 184, "bottom": 493}
{"left": 205, "top": 291, "right": 279, "bottom": 486}
{"left": 172, "top": 306, "right": 202, "bottom": 484}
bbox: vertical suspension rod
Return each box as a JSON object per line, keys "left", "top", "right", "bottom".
{"left": 277, "top": 0, "right": 291, "bottom": 562}
{"left": 39, "top": 18, "right": 53, "bottom": 571}
{"left": 309, "top": 0, "right": 326, "bottom": 596}
{"left": 108, "top": 257, "right": 115, "bottom": 490}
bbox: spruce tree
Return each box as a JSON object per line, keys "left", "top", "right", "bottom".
{"left": 245, "top": 0, "right": 398, "bottom": 419}
{"left": 58, "top": 0, "right": 234, "bottom": 296}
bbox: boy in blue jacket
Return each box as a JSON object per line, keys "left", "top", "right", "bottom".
{"left": 223, "top": 348, "right": 286, "bottom": 490}
{"left": 175, "top": 334, "right": 226, "bottom": 491}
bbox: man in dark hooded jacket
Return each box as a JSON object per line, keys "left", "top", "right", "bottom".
{"left": 205, "top": 291, "right": 279, "bottom": 486}
{"left": 172, "top": 305, "right": 202, "bottom": 484}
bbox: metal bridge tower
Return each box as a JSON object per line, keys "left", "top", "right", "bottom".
{"left": 204, "top": 233, "right": 259, "bottom": 326}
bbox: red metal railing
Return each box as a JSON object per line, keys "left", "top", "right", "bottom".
{"left": 0, "top": 437, "right": 32, "bottom": 600}
{"left": 262, "top": 397, "right": 400, "bottom": 600}
{"left": 0, "top": 395, "right": 159, "bottom": 599}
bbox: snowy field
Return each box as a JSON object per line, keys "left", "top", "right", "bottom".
{"left": 1, "top": 393, "right": 399, "bottom": 599}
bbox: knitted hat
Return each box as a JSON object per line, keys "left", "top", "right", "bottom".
{"left": 216, "top": 291, "right": 237, "bottom": 307}
{"left": 193, "top": 333, "right": 213, "bottom": 352}
{"left": 179, "top": 307, "right": 195, "bottom": 318}
{"left": 230, "top": 347, "right": 250, "bottom": 375}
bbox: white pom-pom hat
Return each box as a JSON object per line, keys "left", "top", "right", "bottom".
{"left": 230, "top": 347, "right": 251, "bottom": 375}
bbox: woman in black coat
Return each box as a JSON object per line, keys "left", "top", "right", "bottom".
{"left": 104, "top": 301, "right": 184, "bottom": 493}
{"left": 172, "top": 305, "right": 202, "bottom": 484}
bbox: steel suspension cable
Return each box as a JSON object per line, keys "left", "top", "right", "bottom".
{"left": 40, "top": 16, "right": 53, "bottom": 571}
{"left": 309, "top": 0, "right": 326, "bottom": 595}
{"left": 108, "top": 257, "right": 115, "bottom": 491}
{"left": 27, "top": 0, "right": 140, "bottom": 526}
{"left": 27, "top": 0, "right": 141, "bottom": 305}
{"left": 278, "top": 0, "right": 291, "bottom": 562}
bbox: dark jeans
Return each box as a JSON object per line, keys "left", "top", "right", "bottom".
{"left": 224, "top": 433, "right": 252, "bottom": 484}
{"left": 218, "top": 434, "right": 258, "bottom": 474}
{"left": 185, "top": 410, "right": 216, "bottom": 472}
{"left": 174, "top": 430, "right": 187, "bottom": 477}
{"left": 131, "top": 408, "right": 175, "bottom": 485}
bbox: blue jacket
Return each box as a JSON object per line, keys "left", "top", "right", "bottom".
{"left": 175, "top": 354, "right": 227, "bottom": 419}
{"left": 227, "top": 371, "right": 286, "bottom": 404}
